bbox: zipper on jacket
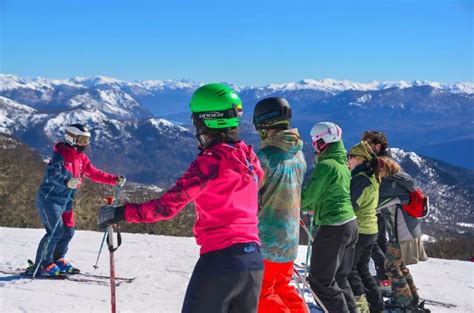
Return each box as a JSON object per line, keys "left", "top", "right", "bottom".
{"left": 44, "top": 186, "right": 55, "bottom": 199}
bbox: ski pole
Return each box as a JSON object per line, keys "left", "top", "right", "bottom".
{"left": 299, "top": 217, "right": 314, "bottom": 244}
{"left": 300, "top": 215, "right": 314, "bottom": 294}
{"left": 33, "top": 189, "right": 73, "bottom": 278}
{"left": 108, "top": 225, "right": 117, "bottom": 313}
{"left": 93, "top": 186, "right": 121, "bottom": 269}
{"left": 106, "top": 209, "right": 122, "bottom": 313}
{"left": 293, "top": 265, "right": 328, "bottom": 313}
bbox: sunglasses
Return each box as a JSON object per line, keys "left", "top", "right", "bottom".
{"left": 347, "top": 154, "right": 366, "bottom": 159}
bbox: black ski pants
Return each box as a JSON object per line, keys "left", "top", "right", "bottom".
{"left": 349, "top": 233, "right": 385, "bottom": 313}
{"left": 181, "top": 242, "right": 263, "bottom": 313}
{"left": 308, "top": 219, "right": 358, "bottom": 313}
{"left": 371, "top": 213, "right": 388, "bottom": 281}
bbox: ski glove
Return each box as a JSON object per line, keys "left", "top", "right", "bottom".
{"left": 116, "top": 175, "right": 126, "bottom": 187}
{"left": 97, "top": 205, "right": 125, "bottom": 229}
{"left": 67, "top": 177, "right": 81, "bottom": 189}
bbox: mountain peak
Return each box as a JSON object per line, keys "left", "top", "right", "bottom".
{"left": 2, "top": 74, "right": 473, "bottom": 94}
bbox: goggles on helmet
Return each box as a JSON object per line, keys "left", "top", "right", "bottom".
{"left": 76, "top": 135, "right": 90, "bottom": 146}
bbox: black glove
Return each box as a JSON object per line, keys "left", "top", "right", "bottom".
{"left": 97, "top": 205, "right": 125, "bottom": 229}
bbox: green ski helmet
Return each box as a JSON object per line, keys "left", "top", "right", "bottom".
{"left": 190, "top": 83, "right": 242, "bottom": 134}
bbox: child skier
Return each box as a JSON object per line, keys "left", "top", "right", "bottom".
{"left": 97, "top": 83, "right": 264, "bottom": 313}
{"left": 377, "top": 157, "right": 429, "bottom": 312}
{"left": 253, "top": 97, "right": 308, "bottom": 313}
{"left": 32, "top": 124, "right": 125, "bottom": 277}
{"left": 301, "top": 122, "right": 358, "bottom": 313}
{"left": 347, "top": 141, "right": 385, "bottom": 313}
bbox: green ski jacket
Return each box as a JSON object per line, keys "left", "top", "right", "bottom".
{"left": 301, "top": 141, "right": 355, "bottom": 226}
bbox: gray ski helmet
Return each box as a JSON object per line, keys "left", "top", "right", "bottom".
{"left": 253, "top": 97, "right": 292, "bottom": 130}
{"left": 65, "top": 124, "right": 91, "bottom": 146}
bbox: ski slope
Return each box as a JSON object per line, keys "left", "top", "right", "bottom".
{"left": 0, "top": 227, "right": 473, "bottom": 312}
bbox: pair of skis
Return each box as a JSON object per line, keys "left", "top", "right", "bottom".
{"left": 0, "top": 266, "right": 135, "bottom": 287}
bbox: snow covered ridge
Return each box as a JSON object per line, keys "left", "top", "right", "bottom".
{"left": 260, "top": 79, "right": 474, "bottom": 94}
{"left": 390, "top": 148, "right": 425, "bottom": 168}
{"left": 1, "top": 74, "right": 473, "bottom": 94}
{"left": 0, "top": 74, "right": 201, "bottom": 92}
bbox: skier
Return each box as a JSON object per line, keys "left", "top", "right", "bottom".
{"left": 31, "top": 124, "right": 125, "bottom": 277}
{"left": 97, "top": 83, "right": 264, "bottom": 313}
{"left": 253, "top": 97, "right": 308, "bottom": 313}
{"left": 377, "top": 157, "right": 429, "bottom": 312}
{"left": 347, "top": 141, "right": 385, "bottom": 313}
{"left": 362, "top": 131, "right": 391, "bottom": 293}
{"left": 301, "top": 122, "right": 358, "bottom": 313}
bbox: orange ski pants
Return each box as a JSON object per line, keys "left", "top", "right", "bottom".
{"left": 258, "top": 259, "right": 309, "bottom": 313}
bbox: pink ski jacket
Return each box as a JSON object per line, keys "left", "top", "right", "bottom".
{"left": 124, "top": 141, "right": 263, "bottom": 255}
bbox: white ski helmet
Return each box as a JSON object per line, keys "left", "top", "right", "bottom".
{"left": 64, "top": 124, "right": 91, "bottom": 147}
{"left": 310, "top": 121, "right": 342, "bottom": 153}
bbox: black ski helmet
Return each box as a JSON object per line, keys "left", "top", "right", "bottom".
{"left": 253, "top": 97, "right": 292, "bottom": 130}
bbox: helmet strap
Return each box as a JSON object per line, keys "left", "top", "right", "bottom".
{"left": 258, "top": 129, "right": 268, "bottom": 141}
{"left": 312, "top": 139, "right": 329, "bottom": 154}
{"left": 196, "top": 133, "right": 208, "bottom": 151}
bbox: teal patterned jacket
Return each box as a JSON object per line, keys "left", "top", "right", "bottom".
{"left": 257, "top": 129, "right": 307, "bottom": 262}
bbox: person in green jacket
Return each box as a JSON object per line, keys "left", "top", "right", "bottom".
{"left": 347, "top": 141, "right": 385, "bottom": 313}
{"left": 301, "top": 121, "right": 358, "bottom": 313}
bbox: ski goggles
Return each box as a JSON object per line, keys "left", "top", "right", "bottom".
{"left": 76, "top": 135, "right": 90, "bottom": 146}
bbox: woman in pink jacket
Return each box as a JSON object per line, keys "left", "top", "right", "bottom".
{"left": 98, "top": 84, "right": 264, "bottom": 313}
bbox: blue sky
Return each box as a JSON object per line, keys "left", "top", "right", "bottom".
{"left": 1, "top": 0, "right": 472, "bottom": 85}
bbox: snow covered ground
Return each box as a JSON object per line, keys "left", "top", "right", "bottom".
{"left": 0, "top": 227, "right": 473, "bottom": 312}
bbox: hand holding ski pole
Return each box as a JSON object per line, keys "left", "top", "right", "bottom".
{"left": 97, "top": 205, "right": 125, "bottom": 229}
{"left": 93, "top": 186, "right": 123, "bottom": 270}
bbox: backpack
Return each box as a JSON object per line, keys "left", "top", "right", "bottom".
{"left": 402, "top": 188, "right": 430, "bottom": 218}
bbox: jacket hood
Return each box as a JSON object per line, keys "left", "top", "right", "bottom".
{"left": 318, "top": 140, "right": 348, "bottom": 164}
{"left": 208, "top": 141, "right": 256, "bottom": 171}
{"left": 261, "top": 128, "right": 303, "bottom": 155}
{"left": 387, "top": 172, "right": 416, "bottom": 192}
{"left": 349, "top": 141, "right": 374, "bottom": 161}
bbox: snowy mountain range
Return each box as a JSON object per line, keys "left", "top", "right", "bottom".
{"left": 0, "top": 73, "right": 473, "bottom": 242}
{"left": 2, "top": 73, "right": 473, "bottom": 168}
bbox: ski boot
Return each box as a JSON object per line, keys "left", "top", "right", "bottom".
{"left": 40, "top": 263, "right": 63, "bottom": 277}
{"left": 25, "top": 260, "right": 65, "bottom": 278}
{"left": 384, "top": 298, "right": 429, "bottom": 313}
{"left": 414, "top": 300, "right": 430, "bottom": 313}
{"left": 56, "top": 258, "right": 80, "bottom": 274}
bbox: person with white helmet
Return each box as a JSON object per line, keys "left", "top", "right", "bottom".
{"left": 29, "top": 123, "right": 126, "bottom": 277}
{"left": 301, "top": 122, "right": 358, "bottom": 313}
